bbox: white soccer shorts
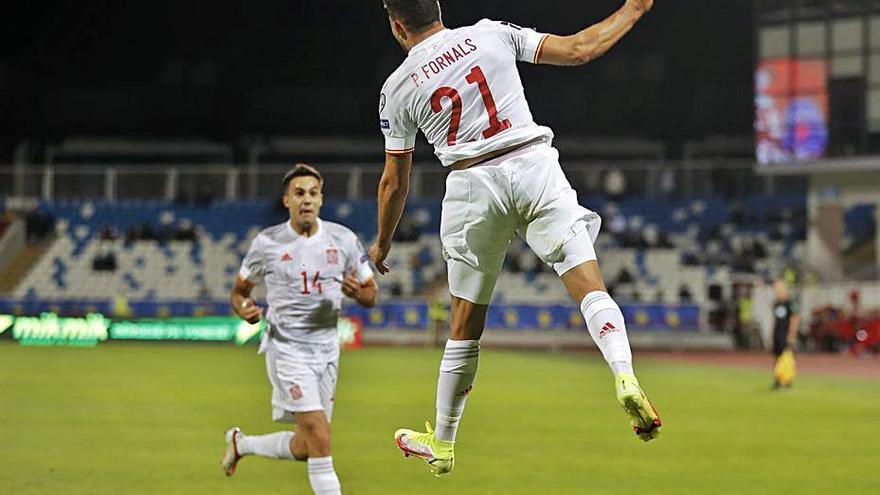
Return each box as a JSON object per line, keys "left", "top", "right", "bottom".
{"left": 440, "top": 142, "right": 601, "bottom": 305}
{"left": 264, "top": 337, "right": 339, "bottom": 423}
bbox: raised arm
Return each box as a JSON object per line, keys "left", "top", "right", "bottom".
{"left": 538, "top": 0, "right": 653, "bottom": 67}
{"left": 368, "top": 152, "right": 413, "bottom": 273}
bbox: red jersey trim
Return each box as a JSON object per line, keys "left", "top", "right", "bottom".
{"left": 534, "top": 34, "right": 549, "bottom": 64}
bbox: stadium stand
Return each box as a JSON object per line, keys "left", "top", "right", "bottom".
{"left": 9, "top": 199, "right": 445, "bottom": 304}
{"left": 6, "top": 195, "right": 810, "bottom": 315}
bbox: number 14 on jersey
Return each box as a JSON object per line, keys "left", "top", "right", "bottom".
{"left": 300, "top": 271, "right": 322, "bottom": 295}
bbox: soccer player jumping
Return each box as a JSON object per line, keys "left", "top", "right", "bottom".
{"left": 369, "top": 0, "right": 660, "bottom": 476}
{"left": 223, "top": 164, "right": 377, "bottom": 494}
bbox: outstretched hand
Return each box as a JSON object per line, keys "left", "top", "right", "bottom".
{"left": 368, "top": 242, "right": 391, "bottom": 274}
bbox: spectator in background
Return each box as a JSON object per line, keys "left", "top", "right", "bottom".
{"left": 615, "top": 267, "right": 633, "bottom": 285}
{"left": 653, "top": 288, "right": 665, "bottom": 303}
{"left": 125, "top": 223, "right": 158, "bottom": 244}
{"left": 678, "top": 284, "right": 693, "bottom": 303}
{"left": 198, "top": 282, "right": 213, "bottom": 302}
{"left": 749, "top": 239, "right": 767, "bottom": 259}
{"left": 604, "top": 168, "right": 627, "bottom": 201}
{"left": 733, "top": 284, "right": 755, "bottom": 349}
{"left": 681, "top": 248, "right": 699, "bottom": 266}
{"left": 630, "top": 287, "right": 642, "bottom": 302}
{"left": 92, "top": 247, "right": 117, "bottom": 272}
{"left": 25, "top": 207, "right": 55, "bottom": 242}
{"left": 731, "top": 248, "right": 754, "bottom": 273}
{"left": 112, "top": 293, "right": 132, "bottom": 319}
{"left": 394, "top": 212, "right": 419, "bottom": 242}
{"left": 658, "top": 168, "right": 676, "bottom": 198}
{"left": 100, "top": 225, "right": 119, "bottom": 240}
{"left": 729, "top": 202, "right": 745, "bottom": 225}
{"left": 603, "top": 205, "right": 627, "bottom": 244}
{"left": 196, "top": 183, "right": 215, "bottom": 207}
{"left": 389, "top": 281, "right": 403, "bottom": 297}
{"left": 173, "top": 220, "right": 198, "bottom": 242}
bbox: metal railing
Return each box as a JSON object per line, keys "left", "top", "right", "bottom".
{"left": 0, "top": 160, "right": 805, "bottom": 202}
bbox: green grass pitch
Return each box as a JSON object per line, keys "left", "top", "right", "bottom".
{"left": 1, "top": 342, "right": 878, "bottom": 494}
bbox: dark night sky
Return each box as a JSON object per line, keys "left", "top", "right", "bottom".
{"left": 0, "top": 1, "right": 755, "bottom": 159}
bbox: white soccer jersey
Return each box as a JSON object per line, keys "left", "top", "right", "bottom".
{"left": 239, "top": 219, "right": 374, "bottom": 343}
{"left": 379, "top": 19, "right": 554, "bottom": 166}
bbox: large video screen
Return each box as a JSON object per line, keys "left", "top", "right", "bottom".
{"left": 755, "top": 58, "right": 828, "bottom": 165}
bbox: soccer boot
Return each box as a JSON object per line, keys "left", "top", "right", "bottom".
{"left": 221, "top": 427, "right": 243, "bottom": 476}
{"left": 615, "top": 373, "right": 662, "bottom": 441}
{"left": 394, "top": 422, "right": 455, "bottom": 476}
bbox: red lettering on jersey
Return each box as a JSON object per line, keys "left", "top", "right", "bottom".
{"left": 410, "top": 73, "right": 420, "bottom": 87}
{"left": 420, "top": 40, "right": 478, "bottom": 80}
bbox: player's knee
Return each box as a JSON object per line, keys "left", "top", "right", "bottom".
{"left": 291, "top": 433, "right": 309, "bottom": 461}
{"left": 305, "top": 432, "right": 332, "bottom": 457}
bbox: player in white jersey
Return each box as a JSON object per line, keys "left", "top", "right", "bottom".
{"left": 221, "top": 164, "right": 376, "bottom": 495}
{"left": 369, "top": 0, "right": 660, "bottom": 476}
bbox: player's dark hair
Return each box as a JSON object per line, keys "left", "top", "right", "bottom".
{"left": 282, "top": 163, "right": 323, "bottom": 193}
{"left": 382, "top": 0, "right": 441, "bottom": 33}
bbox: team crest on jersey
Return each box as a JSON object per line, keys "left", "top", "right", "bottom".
{"left": 326, "top": 247, "right": 339, "bottom": 265}
{"left": 281, "top": 252, "right": 292, "bottom": 262}
{"left": 289, "top": 384, "right": 303, "bottom": 401}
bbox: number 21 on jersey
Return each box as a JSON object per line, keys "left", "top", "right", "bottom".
{"left": 430, "top": 65, "right": 510, "bottom": 146}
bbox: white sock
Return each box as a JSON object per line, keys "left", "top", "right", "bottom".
{"left": 307, "top": 456, "right": 341, "bottom": 495}
{"left": 580, "top": 291, "right": 634, "bottom": 376}
{"left": 236, "top": 431, "right": 295, "bottom": 460}
{"left": 435, "top": 339, "right": 480, "bottom": 442}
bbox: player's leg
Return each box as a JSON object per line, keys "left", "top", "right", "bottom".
{"left": 233, "top": 428, "right": 298, "bottom": 460}
{"left": 395, "top": 295, "right": 488, "bottom": 476}
{"left": 395, "top": 166, "right": 512, "bottom": 475}
{"left": 437, "top": 164, "right": 512, "bottom": 445}
{"left": 435, "top": 294, "right": 486, "bottom": 440}
{"left": 295, "top": 410, "right": 341, "bottom": 495}
{"left": 222, "top": 345, "right": 300, "bottom": 476}
{"left": 558, "top": 253, "right": 661, "bottom": 441}
{"left": 558, "top": 252, "right": 633, "bottom": 378}
{"left": 513, "top": 145, "right": 660, "bottom": 441}
{"left": 291, "top": 431, "right": 310, "bottom": 460}
{"left": 281, "top": 347, "right": 341, "bottom": 495}
{"left": 300, "top": 346, "right": 343, "bottom": 493}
